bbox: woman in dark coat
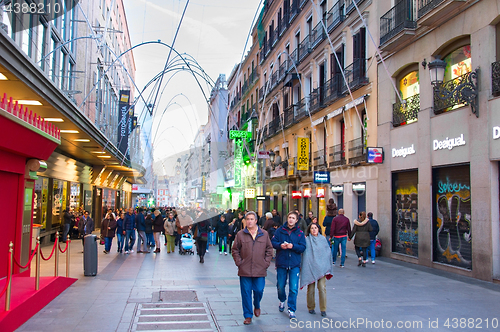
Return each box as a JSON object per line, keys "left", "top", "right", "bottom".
{"left": 349, "top": 211, "right": 373, "bottom": 267}
{"left": 101, "top": 212, "right": 117, "bottom": 254}
{"left": 194, "top": 209, "right": 210, "bottom": 263}
{"left": 215, "top": 215, "right": 229, "bottom": 255}
{"left": 153, "top": 210, "right": 164, "bottom": 253}
{"left": 145, "top": 212, "right": 154, "bottom": 248}
{"left": 322, "top": 199, "right": 337, "bottom": 241}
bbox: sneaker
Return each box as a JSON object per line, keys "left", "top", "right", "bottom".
{"left": 219, "top": 252, "right": 222, "bottom": 255}
{"left": 321, "top": 311, "right": 327, "bottom": 317}
{"left": 340, "top": 264, "right": 344, "bottom": 268}
{"left": 137, "top": 251, "right": 142, "bottom": 253}
{"left": 125, "top": 251, "right": 129, "bottom": 254}
{"left": 288, "top": 310, "right": 296, "bottom": 319}
{"left": 224, "top": 252, "right": 228, "bottom": 256}
{"left": 279, "top": 302, "right": 285, "bottom": 312}
{"left": 372, "top": 260, "right": 375, "bottom": 264}
{"left": 362, "top": 261, "right": 366, "bottom": 267}
{"left": 206, "top": 250, "right": 209, "bottom": 253}
{"left": 130, "top": 250, "right": 134, "bottom": 253}
{"left": 308, "top": 309, "right": 316, "bottom": 314}
{"left": 333, "top": 262, "right": 335, "bottom": 265}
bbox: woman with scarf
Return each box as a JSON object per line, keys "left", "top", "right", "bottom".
{"left": 300, "top": 222, "right": 333, "bottom": 317}
{"left": 349, "top": 211, "right": 373, "bottom": 267}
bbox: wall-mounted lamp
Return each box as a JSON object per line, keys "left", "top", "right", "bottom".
{"left": 428, "top": 57, "right": 446, "bottom": 85}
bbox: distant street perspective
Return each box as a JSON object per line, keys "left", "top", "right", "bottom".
{"left": 0, "top": 0, "right": 500, "bottom": 331}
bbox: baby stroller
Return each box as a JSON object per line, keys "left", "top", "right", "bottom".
{"left": 179, "top": 233, "right": 195, "bottom": 255}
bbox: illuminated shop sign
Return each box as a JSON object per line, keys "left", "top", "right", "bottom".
{"left": 229, "top": 130, "right": 252, "bottom": 139}
{"left": 366, "top": 147, "right": 384, "bottom": 163}
{"left": 256, "top": 196, "right": 267, "bottom": 201}
{"left": 292, "top": 191, "right": 302, "bottom": 199}
{"left": 392, "top": 144, "right": 415, "bottom": 158}
{"left": 316, "top": 188, "right": 325, "bottom": 198}
{"left": 332, "top": 185, "right": 344, "bottom": 194}
{"left": 303, "top": 188, "right": 312, "bottom": 198}
{"left": 494, "top": 126, "right": 500, "bottom": 140}
{"left": 244, "top": 188, "right": 256, "bottom": 199}
{"left": 314, "top": 171, "right": 330, "bottom": 183}
{"left": 433, "top": 134, "right": 466, "bottom": 151}
{"left": 352, "top": 183, "right": 366, "bottom": 192}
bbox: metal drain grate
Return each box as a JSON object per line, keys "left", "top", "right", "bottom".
{"left": 130, "top": 302, "right": 217, "bottom": 332}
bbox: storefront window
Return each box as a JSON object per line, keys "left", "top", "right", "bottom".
{"left": 52, "top": 179, "right": 67, "bottom": 226}
{"left": 34, "top": 177, "right": 49, "bottom": 229}
{"left": 432, "top": 165, "right": 472, "bottom": 269}
{"left": 444, "top": 45, "right": 471, "bottom": 82}
{"left": 70, "top": 183, "right": 81, "bottom": 211}
{"left": 399, "top": 71, "right": 419, "bottom": 100}
{"left": 102, "top": 188, "right": 116, "bottom": 214}
{"left": 392, "top": 171, "right": 418, "bottom": 257}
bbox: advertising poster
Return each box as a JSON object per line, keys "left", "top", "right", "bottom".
{"left": 297, "top": 137, "right": 309, "bottom": 171}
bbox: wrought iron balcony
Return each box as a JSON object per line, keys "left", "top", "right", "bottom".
{"left": 433, "top": 70, "right": 479, "bottom": 117}
{"left": 313, "top": 149, "right": 327, "bottom": 169}
{"left": 309, "top": 88, "right": 320, "bottom": 114}
{"left": 348, "top": 137, "right": 366, "bottom": 164}
{"left": 418, "top": 0, "right": 444, "bottom": 18}
{"left": 258, "top": 87, "right": 264, "bottom": 101}
{"left": 322, "top": 74, "right": 343, "bottom": 106}
{"left": 289, "top": 48, "right": 299, "bottom": 67}
{"left": 345, "top": 0, "right": 364, "bottom": 14}
{"left": 298, "top": 35, "right": 311, "bottom": 63}
{"left": 284, "top": 105, "right": 295, "bottom": 128}
{"left": 492, "top": 60, "right": 500, "bottom": 97}
{"left": 278, "top": 60, "right": 288, "bottom": 82}
{"left": 380, "top": 0, "right": 417, "bottom": 45}
{"left": 341, "top": 58, "right": 368, "bottom": 93}
{"left": 329, "top": 144, "right": 346, "bottom": 167}
{"left": 311, "top": 21, "right": 326, "bottom": 49}
{"left": 270, "top": 71, "right": 278, "bottom": 90}
{"left": 272, "top": 26, "right": 279, "bottom": 47}
{"left": 289, "top": 0, "right": 300, "bottom": 23}
{"left": 299, "top": 0, "right": 307, "bottom": 9}
{"left": 327, "top": 0, "right": 345, "bottom": 33}
{"left": 393, "top": 94, "right": 419, "bottom": 127}
{"left": 295, "top": 98, "right": 308, "bottom": 122}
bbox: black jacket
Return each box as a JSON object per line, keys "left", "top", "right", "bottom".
{"left": 368, "top": 218, "right": 380, "bottom": 240}
{"left": 216, "top": 219, "right": 229, "bottom": 238}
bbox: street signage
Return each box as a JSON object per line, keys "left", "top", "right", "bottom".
{"left": 229, "top": 130, "right": 252, "bottom": 139}
{"left": 257, "top": 150, "right": 270, "bottom": 159}
{"left": 314, "top": 171, "right": 330, "bottom": 183}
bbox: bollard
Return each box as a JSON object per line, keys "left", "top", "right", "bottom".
{"left": 36, "top": 237, "right": 40, "bottom": 291}
{"left": 66, "top": 235, "right": 70, "bottom": 278}
{"left": 54, "top": 231, "right": 59, "bottom": 277}
{"left": 6, "top": 242, "right": 13, "bottom": 311}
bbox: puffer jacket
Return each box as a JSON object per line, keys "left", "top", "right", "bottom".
{"left": 232, "top": 227, "right": 273, "bottom": 277}
{"left": 164, "top": 217, "right": 176, "bottom": 236}
{"left": 349, "top": 218, "right": 373, "bottom": 248}
{"left": 271, "top": 224, "right": 306, "bottom": 269}
{"left": 153, "top": 211, "right": 164, "bottom": 232}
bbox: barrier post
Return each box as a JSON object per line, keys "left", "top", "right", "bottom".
{"left": 35, "top": 237, "right": 40, "bottom": 291}
{"left": 54, "top": 231, "right": 59, "bottom": 277}
{"left": 66, "top": 235, "right": 70, "bottom": 277}
{"left": 6, "top": 242, "right": 13, "bottom": 311}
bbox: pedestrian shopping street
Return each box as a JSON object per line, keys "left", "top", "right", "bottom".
{"left": 17, "top": 237, "right": 500, "bottom": 332}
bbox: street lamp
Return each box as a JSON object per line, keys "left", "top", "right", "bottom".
{"left": 269, "top": 150, "right": 275, "bottom": 163}
{"left": 428, "top": 57, "right": 446, "bottom": 86}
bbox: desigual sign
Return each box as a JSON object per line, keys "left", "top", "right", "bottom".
{"left": 392, "top": 144, "right": 415, "bottom": 158}
{"left": 433, "top": 134, "right": 466, "bottom": 151}
{"left": 494, "top": 126, "right": 500, "bottom": 140}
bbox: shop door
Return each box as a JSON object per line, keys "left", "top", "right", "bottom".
{"left": 357, "top": 191, "right": 366, "bottom": 216}
{"left": 93, "top": 187, "right": 103, "bottom": 228}
{"left": 20, "top": 181, "right": 34, "bottom": 272}
{"left": 336, "top": 194, "right": 344, "bottom": 209}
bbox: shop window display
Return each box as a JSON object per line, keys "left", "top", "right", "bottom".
{"left": 392, "top": 171, "right": 418, "bottom": 257}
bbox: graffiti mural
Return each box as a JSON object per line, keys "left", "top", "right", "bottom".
{"left": 433, "top": 165, "right": 472, "bottom": 269}
{"left": 392, "top": 171, "right": 419, "bottom": 257}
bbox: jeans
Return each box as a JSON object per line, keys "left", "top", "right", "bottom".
{"left": 369, "top": 239, "right": 376, "bottom": 261}
{"left": 209, "top": 231, "right": 217, "bottom": 245}
{"left": 276, "top": 266, "right": 300, "bottom": 312}
{"left": 307, "top": 276, "right": 326, "bottom": 312}
{"left": 147, "top": 233, "right": 154, "bottom": 247}
{"left": 154, "top": 232, "right": 161, "bottom": 250}
{"left": 240, "top": 277, "right": 265, "bottom": 318}
{"left": 104, "top": 237, "right": 113, "bottom": 252}
{"left": 218, "top": 236, "right": 227, "bottom": 253}
{"left": 62, "top": 224, "right": 70, "bottom": 242}
{"left": 355, "top": 246, "right": 367, "bottom": 261}
{"left": 138, "top": 231, "right": 148, "bottom": 252}
{"left": 332, "top": 236, "right": 347, "bottom": 266}
{"left": 117, "top": 232, "right": 124, "bottom": 252}
{"left": 125, "top": 230, "right": 135, "bottom": 252}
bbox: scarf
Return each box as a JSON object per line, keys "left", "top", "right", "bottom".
{"left": 300, "top": 234, "right": 333, "bottom": 289}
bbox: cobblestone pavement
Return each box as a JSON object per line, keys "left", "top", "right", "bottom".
{"left": 16, "top": 238, "right": 500, "bottom": 332}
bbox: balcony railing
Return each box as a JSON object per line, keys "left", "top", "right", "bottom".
{"left": 380, "top": 0, "right": 417, "bottom": 45}
{"left": 492, "top": 60, "right": 500, "bottom": 97}
{"left": 393, "top": 94, "right": 420, "bottom": 127}
{"left": 345, "top": 0, "right": 364, "bottom": 14}
{"left": 311, "top": 21, "right": 326, "bottom": 49}
{"left": 298, "top": 35, "right": 311, "bottom": 63}
{"left": 322, "top": 74, "right": 343, "bottom": 106}
{"left": 272, "top": 26, "right": 280, "bottom": 47}
{"left": 313, "top": 149, "right": 327, "bottom": 168}
{"left": 289, "top": 0, "right": 300, "bottom": 23}
{"left": 341, "top": 58, "right": 368, "bottom": 93}
{"left": 284, "top": 105, "right": 295, "bottom": 127}
{"left": 295, "top": 98, "right": 308, "bottom": 122}
{"left": 309, "top": 88, "right": 320, "bottom": 114}
{"left": 278, "top": 60, "right": 288, "bottom": 82}
{"left": 290, "top": 48, "right": 298, "bottom": 66}
{"left": 299, "top": 0, "right": 307, "bottom": 9}
{"left": 327, "top": 0, "right": 345, "bottom": 33}
{"left": 329, "top": 144, "right": 346, "bottom": 167}
{"left": 348, "top": 137, "right": 366, "bottom": 163}
{"left": 417, "top": 0, "right": 444, "bottom": 18}
{"left": 433, "top": 71, "right": 478, "bottom": 115}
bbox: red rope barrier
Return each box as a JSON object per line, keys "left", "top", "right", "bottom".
{"left": 40, "top": 240, "right": 57, "bottom": 261}
{"left": 12, "top": 243, "right": 39, "bottom": 269}
{"left": 0, "top": 252, "right": 11, "bottom": 299}
{"left": 58, "top": 240, "right": 69, "bottom": 253}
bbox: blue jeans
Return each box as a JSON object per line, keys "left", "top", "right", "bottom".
{"left": 117, "top": 233, "right": 124, "bottom": 252}
{"left": 62, "top": 224, "right": 70, "bottom": 242}
{"left": 125, "top": 230, "right": 136, "bottom": 251}
{"left": 240, "top": 277, "right": 265, "bottom": 318}
{"left": 276, "top": 267, "right": 300, "bottom": 312}
{"left": 369, "top": 239, "right": 376, "bottom": 261}
{"left": 104, "top": 237, "right": 113, "bottom": 252}
{"left": 218, "top": 236, "right": 227, "bottom": 253}
{"left": 209, "top": 231, "right": 217, "bottom": 245}
{"left": 332, "top": 236, "right": 347, "bottom": 266}
{"left": 147, "top": 233, "right": 155, "bottom": 246}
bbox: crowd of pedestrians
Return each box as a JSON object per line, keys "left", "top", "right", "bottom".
{"left": 68, "top": 203, "right": 380, "bottom": 325}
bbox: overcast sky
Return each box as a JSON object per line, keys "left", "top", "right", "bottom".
{"left": 124, "top": 0, "right": 262, "bottom": 173}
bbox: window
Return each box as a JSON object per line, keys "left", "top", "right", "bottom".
{"left": 399, "top": 71, "right": 419, "bottom": 100}
{"left": 443, "top": 45, "right": 471, "bottom": 82}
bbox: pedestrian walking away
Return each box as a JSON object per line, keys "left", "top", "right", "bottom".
{"left": 349, "top": 211, "right": 373, "bottom": 267}
{"left": 215, "top": 214, "right": 229, "bottom": 255}
{"left": 100, "top": 212, "right": 117, "bottom": 254}
{"left": 193, "top": 209, "right": 210, "bottom": 263}
{"left": 300, "top": 223, "right": 333, "bottom": 317}
{"left": 78, "top": 211, "right": 94, "bottom": 251}
{"left": 152, "top": 210, "right": 163, "bottom": 253}
{"left": 136, "top": 208, "right": 149, "bottom": 253}
{"left": 322, "top": 198, "right": 337, "bottom": 242}
{"left": 330, "top": 209, "right": 351, "bottom": 268}
{"left": 232, "top": 211, "right": 273, "bottom": 325}
{"left": 271, "top": 211, "right": 307, "bottom": 319}
{"left": 367, "top": 212, "right": 380, "bottom": 264}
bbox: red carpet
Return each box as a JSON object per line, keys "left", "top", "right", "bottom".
{"left": 0, "top": 276, "right": 77, "bottom": 332}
